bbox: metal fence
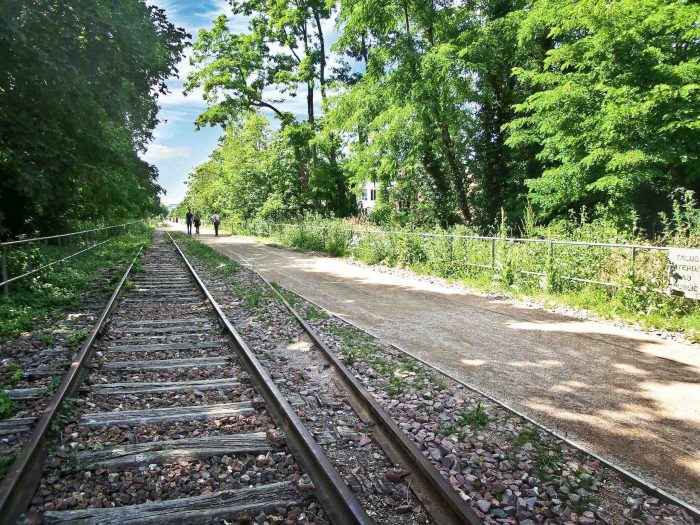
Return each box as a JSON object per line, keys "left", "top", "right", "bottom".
{"left": 1, "top": 221, "right": 142, "bottom": 298}
{"left": 232, "top": 221, "right": 672, "bottom": 293}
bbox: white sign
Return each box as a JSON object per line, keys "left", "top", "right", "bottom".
{"left": 669, "top": 248, "right": 700, "bottom": 300}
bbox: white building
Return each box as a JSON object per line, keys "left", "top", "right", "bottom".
{"left": 359, "top": 181, "right": 378, "bottom": 215}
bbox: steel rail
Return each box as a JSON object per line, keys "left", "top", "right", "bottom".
{"left": 0, "top": 246, "right": 144, "bottom": 525}
{"left": 0, "top": 221, "right": 141, "bottom": 247}
{"left": 166, "top": 232, "right": 371, "bottom": 525}
{"left": 257, "top": 277, "right": 700, "bottom": 523}
{"left": 223, "top": 249, "right": 483, "bottom": 525}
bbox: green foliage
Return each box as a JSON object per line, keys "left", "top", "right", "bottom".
{"left": 5, "top": 363, "right": 24, "bottom": 386}
{"left": 507, "top": 0, "right": 700, "bottom": 227}
{"left": 170, "top": 232, "right": 239, "bottom": 277}
{"left": 178, "top": 0, "right": 698, "bottom": 238}
{"left": 0, "top": 227, "right": 152, "bottom": 338}
{"left": 0, "top": 1, "right": 187, "bottom": 237}
{"left": 65, "top": 329, "right": 89, "bottom": 350}
{"left": 0, "top": 446, "right": 19, "bottom": 481}
{"left": 460, "top": 402, "right": 489, "bottom": 428}
{"left": 183, "top": 0, "right": 354, "bottom": 221}
{"left": 242, "top": 216, "right": 700, "bottom": 339}
{"left": 0, "top": 391, "right": 15, "bottom": 420}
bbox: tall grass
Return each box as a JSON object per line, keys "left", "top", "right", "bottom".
{"left": 0, "top": 223, "right": 152, "bottom": 338}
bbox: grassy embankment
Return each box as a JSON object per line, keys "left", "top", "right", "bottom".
{"left": 0, "top": 224, "right": 152, "bottom": 338}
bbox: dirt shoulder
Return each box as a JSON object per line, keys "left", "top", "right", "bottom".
{"left": 167, "top": 223, "right": 700, "bottom": 509}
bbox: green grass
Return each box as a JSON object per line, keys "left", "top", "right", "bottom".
{"left": 0, "top": 447, "right": 19, "bottom": 480}
{"left": 170, "top": 232, "right": 239, "bottom": 278}
{"left": 172, "top": 232, "right": 274, "bottom": 311}
{"left": 0, "top": 226, "right": 152, "bottom": 339}
{"left": 459, "top": 402, "right": 489, "bottom": 428}
{"left": 4, "top": 363, "right": 23, "bottom": 386}
{"left": 0, "top": 391, "right": 15, "bottom": 420}
{"left": 65, "top": 328, "right": 89, "bottom": 349}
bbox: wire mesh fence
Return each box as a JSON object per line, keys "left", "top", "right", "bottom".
{"left": 1, "top": 221, "right": 143, "bottom": 298}
{"left": 228, "top": 220, "right": 672, "bottom": 294}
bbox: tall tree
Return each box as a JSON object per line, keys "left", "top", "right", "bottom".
{"left": 0, "top": 0, "right": 187, "bottom": 237}
{"left": 506, "top": 0, "right": 700, "bottom": 227}
{"left": 331, "top": 0, "right": 476, "bottom": 226}
{"left": 185, "top": 2, "right": 354, "bottom": 216}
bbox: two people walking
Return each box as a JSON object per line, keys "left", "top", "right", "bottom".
{"left": 185, "top": 209, "right": 201, "bottom": 235}
{"left": 185, "top": 209, "right": 220, "bottom": 237}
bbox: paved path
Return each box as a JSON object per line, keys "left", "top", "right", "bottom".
{"left": 170, "top": 224, "right": 700, "bottom": 507}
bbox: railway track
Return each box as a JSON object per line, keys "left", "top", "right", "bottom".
{"left": 0, "top": 232, "right": 370, "bottom": 524}
{"left": 0, "top": 230, "right": 486, "bottom": 525}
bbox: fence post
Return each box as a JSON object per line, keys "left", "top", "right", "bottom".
{"left": 448, "top": 236, "right": 454, "bottom": 271}
{"left": 547, "top": 240, "right": 554, "bottom": 289}
{"left": 490, "top": 238, "right": 496, "bottom": 272}
{"left": 27, "top": 246, "right": 33, "bottom": 286}
{"left": 631, "top": 247, "right": 637, "bottom": 286}
{"left": 2, "top": 245, "right": 8, "bottom": 299}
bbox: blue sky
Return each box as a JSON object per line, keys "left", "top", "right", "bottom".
{"left": 144, "top": 0, "right": 340, "bottom": 205}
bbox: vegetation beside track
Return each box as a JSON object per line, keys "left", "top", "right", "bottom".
{"left": 230, "top": 218, "right": 700, "bottom": 342}
{"left": 0, "top": 225, "right": 153, "bottom": 339}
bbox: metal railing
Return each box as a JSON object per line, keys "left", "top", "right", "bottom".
{"left": 229, "top": 220, "right": 672, "bottom": 293}
{"left": 1, "top": 221, "right": 142, "bottom": 298}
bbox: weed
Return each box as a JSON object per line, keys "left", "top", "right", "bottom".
{"left": 0, "top": 391, "right": 15, "bottom": 420}
{"left": 305, "top": 306, "right": 329, "bottom": 320}
{"left": 532, "top": 447, "right": 564, "bottom": 478}
{"left": 170, "top": 232, "right": 239, "bottom": 277}
{"left": 0, "top": 226, "right": 152, "bottom": 338}
{"left": 0, "top": 446, "right": 19, "bottom": 481}
{"left": 244, "top": 287, "right": 263, "bottom": 309}
{"left": 459, "top": 402, "right": 489, "bottom": 428}
{"left": 240, "top": 218, "right": 700, "bottom": 340}
{"left": 40, "top": 333, "right": 54, "bottom": 346}
{"left": 438, "top": 421, "right": 456, "bottom": 436}
{"left": 386, "top": 377, "right": 405, "bottom": 396}
{"left": 65, "top": 329, "right": 89, "bottom": 349}
{"left": 432, "top": 376, "right": 446, "bottom": 391}
{"left": 46, "top": 376, "right": 61, "bottom": 394}
{"left": 49, "top": 397, "right": 76, "bottom": 437}
{"left": 517, "top": 426, "right": 541, "bottom": 446}
{"left": 5, "top": 363, "right": 24, "bottom": 386}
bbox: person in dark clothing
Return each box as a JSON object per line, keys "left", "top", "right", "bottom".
{"left": 186, "top": 209, "right": 193, "bottom": 235}
{"left": 211, "top": 212, "right": 221, "bottom": 236}
{"left": 193, "top": 213, "right": 201, "bottom": 235}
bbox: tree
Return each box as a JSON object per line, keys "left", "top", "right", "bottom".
{"left": 331, "top": 0, "right": 477, "bottom": 226}
{"left": 0, "top": 0, "right": 187, "bottom": 237}
{"left": 506, "top": 0, "right": 700, "bottom": 227}
{"left": 177, "top": 114, "right": 307, "bottom": 222}
{"left": 185, "top": 2, "right": 355, "bottom": 217}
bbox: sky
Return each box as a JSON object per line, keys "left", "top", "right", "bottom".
{"left": 143, "top": 0, "right": 342, "bottom": 206}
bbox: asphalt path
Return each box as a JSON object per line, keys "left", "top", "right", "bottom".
{"left": 169, "top": 223, "right": 700, "bottom": 507}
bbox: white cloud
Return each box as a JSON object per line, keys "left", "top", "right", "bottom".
{"left": 141, "top": 143, "right": 191, "bottom": 162}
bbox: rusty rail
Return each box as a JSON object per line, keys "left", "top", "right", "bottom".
{"left": 167, "top": 231, "right": 372, "bottom": 525}
{"left": 0, "top": 246, "right": 144, "bottom": 525}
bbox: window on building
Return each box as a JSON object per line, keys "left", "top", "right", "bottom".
{"left": 370, "top": 189, "right": 376, "bottom": 201}
{"left": 362, "top": 190, "right": 368, "bottom": 200}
